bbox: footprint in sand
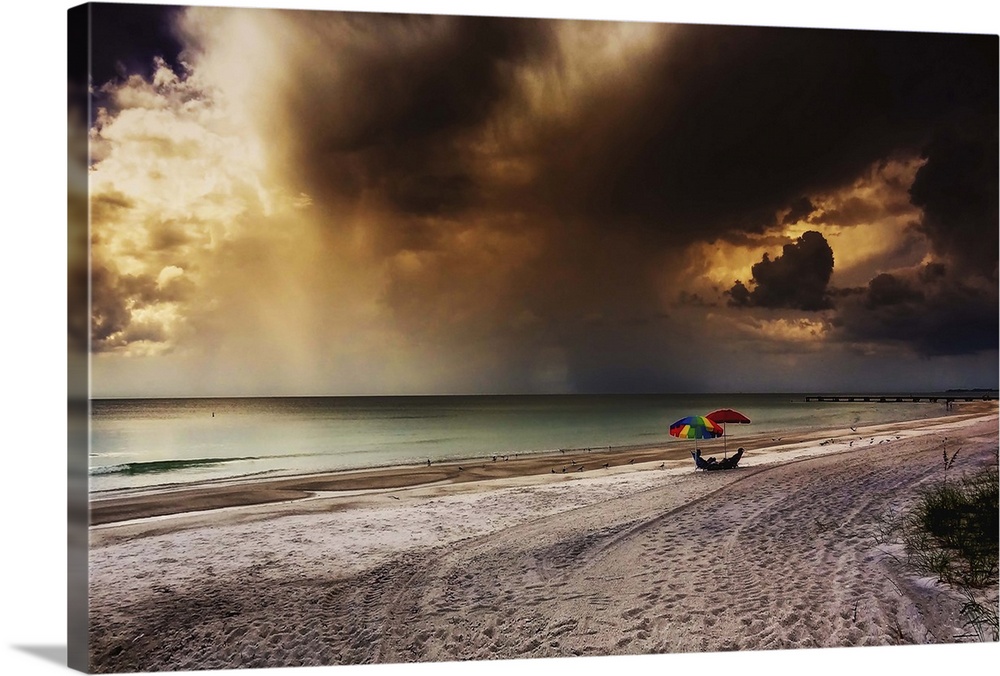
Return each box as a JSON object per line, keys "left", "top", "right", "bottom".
{"left": 780, "top": 612, "right": 800, "bottom": 627}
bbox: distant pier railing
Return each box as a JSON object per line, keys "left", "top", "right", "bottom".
{"left": 804, "top": 394, "right": 994, "bottom": 403}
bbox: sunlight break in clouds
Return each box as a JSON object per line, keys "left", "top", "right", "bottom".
{"left": 89, "top": 58, "right": 276, "bottom": 355}
{"left": 87, "top": 55, "right": 381, "bottom": 393}
{"left": 682, "top": 155, "right": 929, "bottom": 306}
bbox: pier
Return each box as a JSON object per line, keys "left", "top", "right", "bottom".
{"left": 804, "top": 394, "right": 993, "bottom": 403}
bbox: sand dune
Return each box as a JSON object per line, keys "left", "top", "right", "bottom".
{"left": 87, "top": 407, "right": 998, "bottom": 672}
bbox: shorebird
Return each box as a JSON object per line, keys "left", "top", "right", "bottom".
{"left": 602, "top": 462, "right": 610, "bottom": 469}
{"left": 850, "top": 426, "right": 858, "bottom": 432}
{"left": 629, "top": 458, "right": 635, "bottom": 464}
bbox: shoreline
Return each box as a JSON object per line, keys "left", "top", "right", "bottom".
{"left": 88, "top": 396, "right": 991, "bottom": 491}
{"left": 89, "top": 402, "right": 994, "bottom": 527}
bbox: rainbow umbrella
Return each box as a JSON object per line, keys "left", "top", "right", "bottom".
{"left": 669, "top": 415, "right": 725, "bottom": 440}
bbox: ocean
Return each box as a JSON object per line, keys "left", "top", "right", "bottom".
{"left": 87, "top": 393, "right": 978, "bottom": 493}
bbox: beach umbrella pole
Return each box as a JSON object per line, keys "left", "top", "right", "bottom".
{"left": 705, "top": 408, "right": 750, "bottom": 457}
{"left": 705, "top": 409, "right": 752, "bottom": 459}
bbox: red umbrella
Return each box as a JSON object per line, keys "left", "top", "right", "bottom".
{"left": 705, "top": 409, "right": 751, "bottom": 456}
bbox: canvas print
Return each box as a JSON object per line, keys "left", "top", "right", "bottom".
{"left": 68, "top": 2, "right": 999, "bottom": 673}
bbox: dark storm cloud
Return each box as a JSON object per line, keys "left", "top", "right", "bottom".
{"left": 727, "top": 231, "right": 834, "bottom": 311}
{"left": 245, "top": 16, "right": 997, "bottom": 248}
{"left": 833, "top": 266, "right": 999, "bottom": 356}
{"left": 248, "top": 16, "right": 993, "bottom": 389}
{"left": 781, "top": 197, "right": 816, "bottom": 225}
{"left": 820, "top": 111, "right": 999, "bottom": 357}
{"left": 864, "top": 273, "right": 925, "bottom": 308}
{"left": 190, "top": 12, "right": 997, "bottom": 263}
{"left": 263, "top": 12, "right": 555, "bottom": 223}
{"left": 86, "top": 4, "right": 186, "bottom": 93}
{"left": 909, "top": 121, "right": 999, "bottom": 278}
{"left": 533, "top": 26, "right": 997, "bottom": 244}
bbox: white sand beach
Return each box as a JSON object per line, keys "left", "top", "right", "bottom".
{"left": 87, "top": 405, "right": 998, "bottom": 672}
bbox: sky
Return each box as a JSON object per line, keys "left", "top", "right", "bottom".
{"left": 72, "top": 2, "right": 999, "bottom": 397}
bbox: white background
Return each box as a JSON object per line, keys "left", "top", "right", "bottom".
{"left": 2, "top": 1, "right": 998, "bottom": 675}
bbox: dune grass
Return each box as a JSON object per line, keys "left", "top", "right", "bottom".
{"left": 899, "top": 461, "right": 998, "bottom": 640}
{"left": 904, "top": 464, "right": 998, "bottom": 589}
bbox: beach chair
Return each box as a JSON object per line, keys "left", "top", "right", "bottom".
{"left": 717, "top": 447, "right": 745, "bottom": 470}
{"left": 692, "top": 447, "right": 744, "bottom": 471}
{"left": 691, "top": 449, "right": 712, "bottom": 470}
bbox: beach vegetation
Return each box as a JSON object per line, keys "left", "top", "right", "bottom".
{"left": 901, "top": 464, "right": 998, "bottom": 641}
{"left": 957, "top": 587, "right": 999, "bottom": 642}
{"left": 870, "top": 458, "right": 999, "bottom": 641}
{"left": 905, "top": 465, "right": 997, "bottom": 589}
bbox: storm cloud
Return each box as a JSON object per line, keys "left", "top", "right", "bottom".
{"left": 822, "top": 116, "right": 998, "bottom": 356}
{"left": 83, "top": 5, "right": 998, "bottom": 395}
{"left": 727, "top": 231, "right": 835, "bottom": 311}
{"left": 910, "top": 122, "right": 999, "bottom": 279}
{"left": 526, "top": 26, "right": 996, "bottom": 243}
{"left": 834, "top": 266, "right": 999, "bottom": 356}
{"left": 180, "top": 12, "right": 998, "bottom": 245}
{"left": 781, "top": 197, "right": 816, "bottom": 226}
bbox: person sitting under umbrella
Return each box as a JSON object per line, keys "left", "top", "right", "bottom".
{"left": 718, "top": 447, "right": 745, "bottom": 469}
{"left": 691, "top": 447, "right": 744, "bottom": 471}
{"left": 691, "top": 448, "right": 717, "bottom": 469}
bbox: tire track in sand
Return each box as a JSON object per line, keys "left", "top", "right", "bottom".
{"left": 370, "top": 418, "right": 996, "bottom": 661}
